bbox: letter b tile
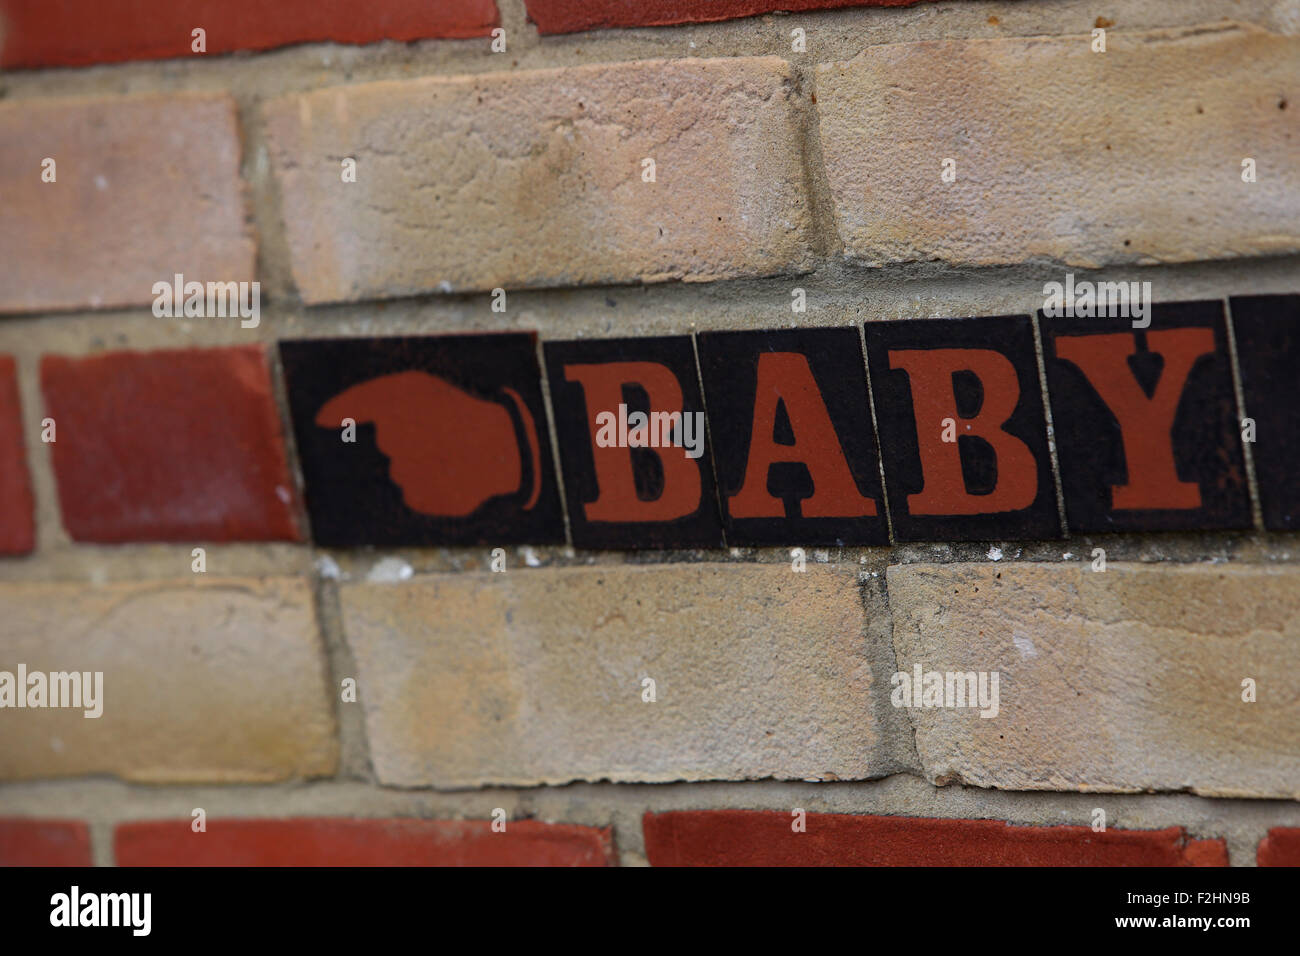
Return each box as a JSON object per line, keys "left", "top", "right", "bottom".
{"left": 544, "top": 336, "right": 724, "bottom": 549}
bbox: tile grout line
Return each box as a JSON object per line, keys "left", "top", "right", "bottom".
{"left": 1029, "top": 310, "right": 1071, "bottom": 539}
{"left": 1222, "top": 296, "right": 1266, "bottom": 532}
{"left": 688, "top": 328, "right": 732, "bottom": 551}
{"left": 857, "top": 320, "right": 897, "bottom": 546}
{"left": 532, "top": 333, "right": 576, "bottom": 550}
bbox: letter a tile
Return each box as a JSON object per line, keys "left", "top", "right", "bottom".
{"left": 697, "top": 327, "right": 887, "bottom": 545}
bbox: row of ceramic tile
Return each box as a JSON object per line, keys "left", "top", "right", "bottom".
{"left": 275, "top": 295, "right": 1297, "bottom": 548}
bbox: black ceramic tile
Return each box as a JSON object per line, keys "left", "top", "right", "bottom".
{"left": 864, "top": 314, "right": 1061, "bottom": 542}
{"left": 1040, "top": 299, "right": 1250, "bottom": 533}
{"left": 279, "top": 333, "right": 565, "bottom": 547}
{"left": 697, "top": 326, "right": 888, "bottom": 546}
{"left": 1230, "top": 294, "right": 1300, "bottom": 531}
{"left": 543, "top": 335, "right": 724, "bottom": 550}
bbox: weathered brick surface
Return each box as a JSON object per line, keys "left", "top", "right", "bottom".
{"left": 0, "top": 578, "right": 336, "bottom": 783}
{"left": 525, "top": 0, "right": 930, "bottom": 34}
{"left": 644, "top": 811, "right": 1227, "bottom": 866}
{"left": 0, "top": 0, "right": 500, "bottom": 68}
{"left": 264, "top": 58, "right": 814, "bottom": 304}
{"left": 41, "top": 347, "right": 301, "bottom": 543}
{"left": 816, "top": 24, "right": 1300, "bottom": 268}
{"left": 0, "top": 355, "right": 34, "bottom": 555}
{"left": 0, "top": 818, "right": 93, "bottom": 866}
{"left": 115, "top": 818, "right": 614, "bottom": 866}
{"left": 886, "top": 562, "right": 1300, "bottom": 798}
{"left": 340, "top": 564, "right": 909, "bottom": 787}
{"left": 0, "top": 93, "right": 255, "bottom": 314}
{"left": 1258, "top": 828, "right": 1300, "bottom": 866}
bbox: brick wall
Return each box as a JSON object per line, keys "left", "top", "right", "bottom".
{"left": 1, "top": 0, "right": 1298, "bottom": 866}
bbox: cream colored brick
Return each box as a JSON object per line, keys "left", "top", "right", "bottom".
{"left": 886, "top": 562, "right": 1300, "bottom": 798}
{"left": 0, "top": 93, "right": 255, "bottom": 314}
{"left": 263, "top": 57, "right": 814, "bottom": 303}
{"left": 816, "top": 23, "right": 1300, "bottom": 268}
{"left": 341, "top": 564, "right": 910, "bottom": 787}
{"left": 0, "top": 578, "right": 336, "bottom": 782}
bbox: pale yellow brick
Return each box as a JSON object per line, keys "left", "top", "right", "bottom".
{"left": 0, "top": 578, "right": 336, "bottom": 782}
{"left": 886, "top": 562, "right": 1300, "bottom": 798}
{"left": 263, "top": 57, "right": 814, "bottom": 303}
{"left": 340, "top": 564, "right": 910, "bottom": 787}
{"left": 816, "top": 24, "right": 1300, "bottom": 268}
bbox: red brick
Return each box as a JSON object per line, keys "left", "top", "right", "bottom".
{"left": 115, "top": 818, "right": 615, "bottom": 866}
{"left": 40, "top": 347, "right": 301, "bottom": 543}
{"left": 0, "top": 819, "right": 92, "bottom": 866}
{"left": 1258, "top": 828, "right": 1300, "bottom": 866}
{"left": 0, "top": 356, "right": 35, "bottom": 555}
{"left": 0, "top": 0, "right": 500, "bottom": 68}
{"left": 643, "top": 812, "right": 1227, "bottom": 866}
{"left": 525, "top": 0, "right": 931, "bottom": 34}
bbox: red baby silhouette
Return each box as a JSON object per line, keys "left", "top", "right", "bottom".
{"left": 315, "top": 371, "right": 541, "bottom": 517}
